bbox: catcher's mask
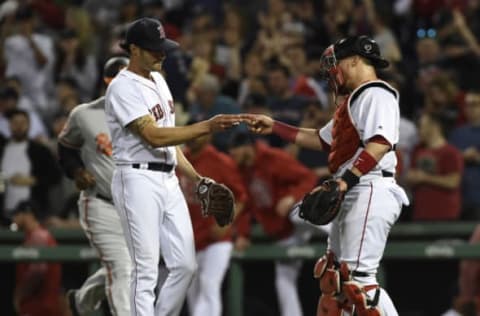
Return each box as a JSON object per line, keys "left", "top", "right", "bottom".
{"left": 320, "top": 36, "right": 390, "bottom": 96}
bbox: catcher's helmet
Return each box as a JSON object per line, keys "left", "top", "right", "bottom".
{"left": 333, "top": 35, "right": 389, "bottom": 69}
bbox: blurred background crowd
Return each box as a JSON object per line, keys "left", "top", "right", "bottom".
{"left": 1, "top": 0, "right": 479, "bottom": 227}
{"left": 0, "top": 0, "right": 480, "bottom": 315}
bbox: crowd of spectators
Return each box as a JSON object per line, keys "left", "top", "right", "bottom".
{"left": 0, "top": 0, "right": 479, "bottom": 226}
{"left": 0, "top": 0, "right": 480, "bottom": 313}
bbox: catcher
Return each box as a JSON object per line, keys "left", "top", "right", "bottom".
{"left": 243, "top": 35, "right": 409, "bottom": 315}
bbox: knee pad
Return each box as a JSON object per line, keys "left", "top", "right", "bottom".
{"left": 314, "top": 250, "right": 336, "bottom": 279}
{"left": 342, "top": 281, "right": 382, "bottom": 316}
{"left": 317, "top": 294, "right": 343, "bottom": 316}
{"left": 314, "top": 251, "right": 342, "bottom": 295}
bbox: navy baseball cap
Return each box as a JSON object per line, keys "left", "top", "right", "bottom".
{"left": 120, "top": 17, "right": 179, "bottom": 53}
{"left": 334, "top": 35, "right": 389, "bottom": 69}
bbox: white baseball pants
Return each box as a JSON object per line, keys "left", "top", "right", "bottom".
{"left": 77, "top": 193, "right": 132, "bottom": 315}
{"left": 187, "top": 241, "right": 233, "bottom": 316}
{"left": 329, "top": 177, "right": 408, "bottom": 316}
{"left": 112, "top": 167, "right": 197, "bottom": 316}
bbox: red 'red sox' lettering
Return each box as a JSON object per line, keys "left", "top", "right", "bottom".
{"left": 149, "top": 104, "right": 163, "bottom": 121}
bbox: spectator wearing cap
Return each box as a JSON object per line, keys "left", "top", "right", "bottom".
{"left": 11, "top": 200, "right": 63, "bottom": 316}
{"left": 0, "top": 86, "right": 48, "bottom": 141}
{"left": 0, "top": 109, "right": 61, "bottom": 220}
{"left": 3, "top": 5, "right": 56, "bottom": 116}
{"left": 54, "top": 28, "right": 98, "bottom": 101}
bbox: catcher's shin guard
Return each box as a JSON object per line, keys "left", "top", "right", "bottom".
{"left": 342, "top": 281, "right": 382, "bottom": 316}
{"left": 317, "top": 294, "right": 343, "bottom": 316}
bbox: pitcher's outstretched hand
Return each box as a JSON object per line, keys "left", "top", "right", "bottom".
{"left": 207, "top": 114, "right": 243, "bottom": 132}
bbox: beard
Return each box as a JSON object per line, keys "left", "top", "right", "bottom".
{"left": 151, "top": 61, "right": 163, "bottom": 72}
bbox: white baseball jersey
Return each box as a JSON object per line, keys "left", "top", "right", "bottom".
{"left": 59, "top": 97, "right": 114, "bottom": 199}
{"left": 105, "top": 69, "right": 177, "bottom": 166}
{"left": 319, "top": 80, "right": 400, "bottom": 177}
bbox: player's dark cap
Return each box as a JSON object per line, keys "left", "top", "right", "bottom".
{"left": 103, "top": 56, "right": 129, "bottom": 79}
{"left": 120, "top": 17, "right": 179, "bottom": 53}
{"left": 228, "top": 132, "right": 255, "bottom": 149}
{"left": 334, "top": 35, "right": 389, "bottom": 69}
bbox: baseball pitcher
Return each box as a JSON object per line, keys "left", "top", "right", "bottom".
{"left": 105, "top": 17, "right": 241, "bottom": 316}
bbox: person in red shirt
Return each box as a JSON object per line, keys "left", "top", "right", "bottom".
{"left": 228, "top": 132, "right": 324, "bottom": 316}
{"left": 11, "top": 200, "right": 62, "bottom": 316}
{"left": 407, "top": 112, "right": 464, "bottom": 220}
{"left": 178, "top": 131, "right": 248, "bottom": 316}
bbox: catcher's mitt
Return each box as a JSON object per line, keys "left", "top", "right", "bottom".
{"left": 196, "top": 177, "right": 235, "bottom": 227}
{"left": 299, "top": 180, "right": 345, "bottom": 225}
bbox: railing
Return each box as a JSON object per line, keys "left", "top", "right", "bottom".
{"left": 0, "top": 221, "right": 476, "bottom": 242}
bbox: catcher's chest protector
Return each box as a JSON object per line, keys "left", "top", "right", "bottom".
{"left": 328, "top": 97, "right": 360, "bottom": 173}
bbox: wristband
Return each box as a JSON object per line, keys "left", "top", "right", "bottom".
{"left": 272, "top": 121, "right": 299, "bottom": 143}
{"left": 353, "top": 150, "right": 378, "bottom": 175}
{"left": 341, "top": 169, "right": 360, "bottom": 191}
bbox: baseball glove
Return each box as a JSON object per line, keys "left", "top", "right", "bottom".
{"left": 299, "top": 180, "right": 345, "bottom": 225}
{"left": 196, "top": 177, "right": 235, "bottom": 227}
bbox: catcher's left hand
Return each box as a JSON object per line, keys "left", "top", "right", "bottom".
{"left": 196, "top": 177, "right": 235, "bottom": 227}
{"left": 298, "top": 180, "right": 345, "bottom": 225}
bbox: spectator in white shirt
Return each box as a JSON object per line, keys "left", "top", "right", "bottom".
{"left": 0, "top": 109, "right": 60, "bottom": 220}
{"left": 3, "top": 6, "right": 56, "bottom": 117}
